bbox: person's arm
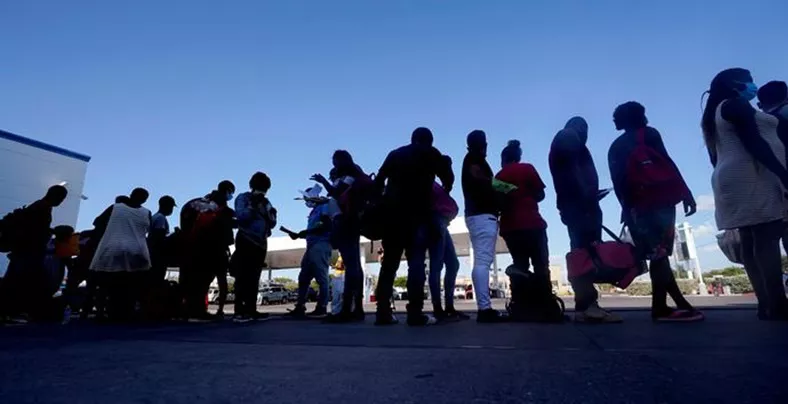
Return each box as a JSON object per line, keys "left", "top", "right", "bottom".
{"left": 234, "top": 193, "right": 254, "bottom": 224}
{"left": 608, "top": 141, "right": 629, "bottom": 223}
{"left": 93, "top": 205, "right": 114, "bottom": 229}
{"left": 149, "top": 214, "right": 168, "bottom": 241}
{"left": 375, "top": 152, "right": 393, "bottom": 194}
{"left": 527, "top": 165, "right": 546, "bottom": 202}
{"left": 722, "top": 98, "right": 788, "bottom": 186}
{"left": 431, "top": 147, "right": 454, "bottom": 192}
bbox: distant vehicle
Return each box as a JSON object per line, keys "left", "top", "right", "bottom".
{"left": 257, "top": 285, "right": 289, "bottom": 305}
{"left": 454, "top": 287, "right": 466, "bottom": 300}
{"left": 208, "top": 288, "right": 235, "bottom": 303}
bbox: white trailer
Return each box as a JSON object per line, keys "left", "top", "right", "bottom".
{"left": 0, "top": 129, "right": 90, "bottom": 275}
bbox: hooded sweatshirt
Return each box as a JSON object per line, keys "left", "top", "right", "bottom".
{"left": 548, "top": 117, "right": 600, "bottom": 214}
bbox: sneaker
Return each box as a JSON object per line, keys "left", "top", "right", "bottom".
{"left": 477, "top": 308, "right": 510, "bottom": 323}
{"left": 407, "top": 313, "right": 437, "bottom": 326}
{"left": 653, "top": 308, "right": 704, "bottom": 322}
{"left": 250, "top": 312, "right": 270, "bottom": 321}
{"left": 286, "top": 306, "right": 308, "bottom": 318}
{"left": 324, "top": 311, "right": 354, "bottom": 324}
{"left": 232, "top": 315, "right": 252, "bottom": 324}
{"left": 445, "top": 309, "right": 471, "bottom": 321}
{"left": 374, "top": 312, "right": 399, "bottom": 326}
{"left": 308, "top": 306, "right": 328, "bottom": 318}
{"left": 352, "top": 308, "right": 366, "bottom": 322}
{"left": 574, "top": 305, "right": 623, "bottom": 324}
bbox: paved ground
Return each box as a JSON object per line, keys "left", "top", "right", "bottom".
{"left": 1, "top": 299, "right": 786, "bottom": 404}
{"left": 218, "top": 294, "right": 759, "bottom": 314}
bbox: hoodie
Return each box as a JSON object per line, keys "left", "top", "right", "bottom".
{"left": 548, "top": 117, "right": 600, "bottom": 214}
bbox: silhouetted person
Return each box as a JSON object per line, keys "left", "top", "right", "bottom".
{"left": 312, "top": 150, "right": 369, "bottom": 323}
{"left": 231, "top": 173, "right": 277, "bottom": 322}
{"left": 703, "top": 69, "right": 788, "bottom": 320}
{"left": 374, "top": 127, "right": 454, "bottom": 326}
{"left": 757, "top": 80, "right": 788, "bottom": 119}
{"left": 462, "top": 130, "right": 508, "bottom": 323}
{"left": 181, "top": 181, "right": 236, "bottom": 321}
{"left": 427, "top": 155, "right": 466, "bottom": 321}
{"left": 148, "top": 196, "right": 176, "bottom": 282}
{"left": 0, "top": 185, "right": 68, "bottom": 323}
{"left": 610, "top": 101, "right": 701, "bottom": 322}
{"left": 548, "top": 117, "right": 621, "bottom": 323}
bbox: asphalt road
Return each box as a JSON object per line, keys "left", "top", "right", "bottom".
{"left": 217, "top": 294, "right": 759, "bottom": 314}
{"left": 1, "top": 302, "right": 785, "bottom": 404}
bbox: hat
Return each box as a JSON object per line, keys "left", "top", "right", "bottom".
{"left": 300, "top": 184, "right": 323, "bottom": 199}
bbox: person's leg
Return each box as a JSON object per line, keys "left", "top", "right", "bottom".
{"left": 0, "top": 255, "right": 25, "bottom": 319}
{"left": 442, "top": 226, "right": 461, "bottom": 313}
{"left": 502, "top": 230, "right": 530, "bottom": 272}
{"left": 215, "top": 263, "right": 228, "bottom": 316}
{"left": 529, "top": 229, "right": 551, "bottom": 292}
{"left": 428, "top": 221, "right": 447, "bottom": 314}
{"left": 405, "top": 224, "right": 429, "bottom": 324}
{"left": 566, "top": 222, "right": 600, "bottom": 312}
{"left": 782, "top": 221, "right": 788, "bottom": 257}
{"left": 313, "top": 242, "right": 332, "bottom": 312}
{"left": 466, "top": 214, "right": 497, "bottom": 311}
{"left": 295, "top": 247, "right": 312, "bottom": 309}
{"left": 375, "top": 233, "right": 405, "bottom": 324}
{"left": 747, "top": 221, "right": 788, "bottom": 319}
{"left": 338, "top": 232, "right": 362, "bottom": 315}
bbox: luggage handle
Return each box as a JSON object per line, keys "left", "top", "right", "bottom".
{"left": 601, "top": 225, "right": 628, "bottom": 245}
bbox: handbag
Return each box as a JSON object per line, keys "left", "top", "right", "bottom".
{"left": 566, "top": 225, "right": 647, "bottom": 289}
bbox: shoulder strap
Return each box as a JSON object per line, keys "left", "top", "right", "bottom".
{"left": 635, "top": 128, "right": 646, "bottom": 145}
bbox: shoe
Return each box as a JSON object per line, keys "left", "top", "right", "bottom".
{"left": 352, "top": 308, "right": 366, "bottom": 322}
{"left": 324, "top": 311, "right": 354, "bottom": 324}
{"left": 308, "top": 306, "right": 328, "bottom": 318}
{"left": 62, "top": 307, "right": 73, "bottom": 325}
{"left": 250, "top": 312, "right": 270, "bottom": 321}
{"left": 653, "top": 308, "right": 704, "bottom": 322}
{"left": 374, "top": 312, "right": 399, "bottom": 326}
{"left": 286, "top": 306, "right": 308, "bottom": 318}
{"left": 574, "top": 304, "right": 623, "bottom": 324}
{"left": 232, "top": 315, "right": 252, "bottom": 324}
{"left": 445, "top": 308, "right": 471, "bottom": 321}
{"left": 407, "top": 313, "right": 437, "bottom": 326}
{"left": 476, "top": 308, "right": 510, "bottom": 323}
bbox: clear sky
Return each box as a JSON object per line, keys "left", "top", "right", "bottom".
{"left": 2, "top": 1, "right": 787, "bottom": 276}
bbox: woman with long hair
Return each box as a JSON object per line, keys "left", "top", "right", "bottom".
{"left": 702, "top": 68, "right": 788, "bottom": 321}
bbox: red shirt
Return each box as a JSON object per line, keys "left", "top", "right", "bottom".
{"left": 495, "top": 162, "right": 547, "bottom": 232}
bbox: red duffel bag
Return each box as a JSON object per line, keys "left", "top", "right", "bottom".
{"left": 566, "top": 226, "right": 647, "bottom": 289}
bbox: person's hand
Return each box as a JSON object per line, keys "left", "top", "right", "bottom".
{"left": 310, "top": 173, "right": 327, "bottom": 184}
{"left": 443, "top": 183, "right": 452, "bottom": 193}
{"left": 297, "top": 230, "right": 307, "bottom": 239}
{"left": 288, "top": 232, "right": 299, "bottom": 240}
{"left": 683, "top": 198, "right": 697, "bottom": 217}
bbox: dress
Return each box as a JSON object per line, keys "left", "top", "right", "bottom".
{"left": 711, "top": 103, "right": 786, "bottom": 230}
{"left": 90, "top": 203, "right": 152, "bottom": 272}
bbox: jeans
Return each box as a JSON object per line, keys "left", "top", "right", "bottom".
{"left": 231, "top": 236, "right": 267, "bottom": 317}
{"left": 563, "top": 208, "right": 603, "bottom": 311}
{"left": 336, "top": 226, "right": 363, "bottom": 312}
{"left": 376, "top": 222, "right": 430, "bottom": 316}
{"left": 466, "top": 214, "right": 498, "bottom": 310}
{"left": 501, "top": 228, "right": 550, "bottom": 291}
{"left": 298, "top": 241, "right": 332, "bottom": 308}
{"left": 428, "top": 221, "right": 460, "bottom": 311}
{"left": 740, "top": 220, "right": 788, "bottom": 318}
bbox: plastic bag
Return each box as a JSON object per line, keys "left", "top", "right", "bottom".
{"left": 717, "top": 230, "right": 743, "bottom": 264}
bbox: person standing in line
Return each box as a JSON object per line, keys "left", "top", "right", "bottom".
{"left": 374, "top": 127, "right": 454, "bottom": 326}
{"left": 89, "top": 188, "right": 152, "bottom": 322}
{"left": 757, "top": 80, "right": 788, "bottom": 258}
{"left": 311, "top": 151, "right": 369, "bottom": 323}
{"left": 286, "top": 185, "right": 337, "bottom": 318}
{"left": 0, "top": 185, "right": 68, "bottom": 324}
{"left": 609, "top": 101, "right": 703, "bottom": 322}
{"left": 703, "top": 69, "right": 788, "bottom": 321}
{"left": 231, "top": 173, "right": 277, "bottom": 323}
{"left": 548, "top": 117, "right": 621, "bottom": 323}
{"left": 180, "top": 181, "right": 236, "bottom": 321}
{"left": 495, "top": 140, "right": 558, "bottom": 320}
{"left": 462, "top": 130, "right": 509, "bottom": 323}
{"left": 148, "top": 196, "right": 176, "bottom": 282}
{"left": 428, "top": 155, "right": 467, "bottom": 321}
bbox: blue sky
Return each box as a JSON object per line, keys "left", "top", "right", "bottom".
{"left": 2, "top": 1, "right": 787, "bottom": 277}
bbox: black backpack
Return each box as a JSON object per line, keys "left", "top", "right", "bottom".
{"left": 505, "top": 265, "right": 567, "bottom": 323}
{"left": 0, "top": 206, "right": 28, "bottom": 253}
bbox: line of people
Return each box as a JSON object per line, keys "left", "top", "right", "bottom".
{"left": 2, "top": 67, "right": 786, "bottom": 326}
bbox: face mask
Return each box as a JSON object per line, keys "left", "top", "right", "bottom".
{"left": 736, "top": 81, "right": 758, "bottom": 101}
{"left": 252, "top": 190, "right": 266, "bottom": 196}
{"left": 226, "top": 192, "right": 234, "bottom": 201}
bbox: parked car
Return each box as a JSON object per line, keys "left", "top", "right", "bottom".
{"left": 454, "top": 286, "right": 466, "bottom": 300}
{"left": 257, "top": 285, "right": 289, "bottom": 305}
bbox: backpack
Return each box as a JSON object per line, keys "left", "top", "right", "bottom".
{"left": 184, "top": 198, "right": 222, "bottom": 241}
{"left": 433, "top": 183, "right": 459, "bottom": 222}
{"left": 505, "top": 265, "right": 566, "bottom": 323}
{"left": 337, "top": 172, "right": 376, "bottom": 216}
{"left": 625, "top": 128, "right": 687, "bottom": 210}
{"left": 0, "top": 206, "right": 28, "bottom": 253}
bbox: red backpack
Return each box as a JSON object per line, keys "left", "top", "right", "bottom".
{"left": 337, "top": 172, "right": 375, "bottom": 216}
{"left": 625, "top": 128, "right": 687, "bottom": 210}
